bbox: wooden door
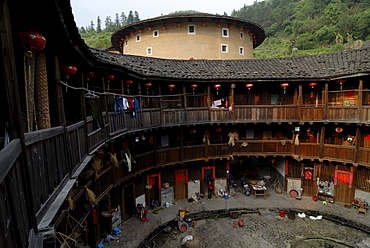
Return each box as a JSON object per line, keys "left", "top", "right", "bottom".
{"left": 146, "top": 174, "right": 161, "bottom": 207}
{"left": 301, "top": 167, "right": 316, "bottom": 196}
{"left": 175, "top": 169, "right": 188, "bottom": 201}
{"left": 334, "top": 168, "right": 356, "bottom": 203}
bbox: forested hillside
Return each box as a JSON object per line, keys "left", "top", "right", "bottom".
{"left": 231, "top": 0, "right": 370, "bottom": 58}
{"left": 79, "top": 0, "right": 370, "bottom": 59}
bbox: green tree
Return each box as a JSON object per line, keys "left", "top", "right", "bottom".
{"left": 120, "top": 12, "right": 127, "bottom": 26}
{"left": 134, "top": 11, "right": 140, "bottom": 23}
{"left": 96, "top": 16, "right": 102, "bottom": 33}
{"left": 115, "top": 13, "right": 120, "bottom": 28}
{"left": 127, "top": 11, "right": 134, "bottom": 24}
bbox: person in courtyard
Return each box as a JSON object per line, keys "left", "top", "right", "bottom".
{"left": 207, "top": 180, "right": 214, "bottom": 200}
{"left": 151, "top": 198, "right": 160, "bottom": 209}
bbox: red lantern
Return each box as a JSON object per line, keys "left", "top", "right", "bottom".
{"left": 167, "top": 84, "right": 175, "bottom": 91}
{"left": 190, "top": 84, "right": 197, "bottom": 95}
{"left": 245, "top": 30, "right": 250, "bottom": 33}
{"left": 337, "top": 79, "right": 346, "bottom": 90}
{"left": 217, "top": 24, "right": 221, "bottom": 27}
{"left": 144, "top": 82, "right": 152, "bottom": 94}
{"left": 62, "top": 66, "right": 77, "bottom": 79}
{"left": 125, "top": 80, "right": 133, "bottom": 86}
{"left": 20, "top": 30, "right": 46, "bottom": 56}
{"left": 214, "top": 84, "right": 221, "bottom": 95}
{"left": 162, "top": 26, "right": 167, "bottom": 30}
{"left": 138, "top": 30, "right": 143, "bottom": 33}
{"left": 148, "top": 27, "right": 153, "bottom": 30}
{"left": 281, "top": 83, "right": 289, "bottom": 94}
{"left": 246, "top": 84, "right": 253, "bottom": 90}
{"left": 106, "top": 75, "right": 115, "bottom": 82}
{"left": 216, "top": 127, "right": 222, "bottom": 133}
{"left": 86, "top": 72, "right": 95, "bottom": 81}
{"left": 239, "top": 27, "right": 243, "bottom": 30}
{"left": 308, "top": 82, "right": 317, "bottom": 88}
{"left": 177, "top": 23, "right": 181, "bottom": 27}
{"left": 202, "top": 23, "right": 207, "bottom": 26}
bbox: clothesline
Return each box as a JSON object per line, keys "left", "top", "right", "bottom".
{"left": 59, "top": 80, "right": 202, "bottom": 98}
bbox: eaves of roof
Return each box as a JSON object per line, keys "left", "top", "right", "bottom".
{"left": 90, "top": 47, "right": 370, "bottom": 82}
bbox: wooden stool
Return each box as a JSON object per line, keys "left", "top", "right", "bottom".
{"left": 344, "top": 203, "right": 351, "bottom": 208}
{"left": 357, "top": 204, "right": 367, "bottom": 215}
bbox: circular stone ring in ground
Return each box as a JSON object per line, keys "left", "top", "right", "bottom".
{"left": 142, "top": 209, "right": 370, "bottom": 248}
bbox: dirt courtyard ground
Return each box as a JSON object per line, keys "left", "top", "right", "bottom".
{"left": 151, "top": 212, "right": 370, "bottom": 248}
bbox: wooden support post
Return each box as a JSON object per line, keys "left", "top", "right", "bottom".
{"left": 298, "top": 84, "right": 303, "bottom": 121}
{"left": 358, "top": 78, "right": 363, "bottom": 122}
{"left": 80, "top": 71, "right": 89, "bottom": 154}
{"left": 324, "top": 82, "right": 329, "bottom": 120}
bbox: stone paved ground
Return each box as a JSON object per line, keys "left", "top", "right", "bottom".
{"left": 102, "top": 186, "right": 370, "bottom": 248}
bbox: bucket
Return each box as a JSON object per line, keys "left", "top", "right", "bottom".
{"left": 287, "top": 211, "right": 295, "bottom": 220}
{"left": 279, "top": 210, "right": 285, "bottom": 217}
{"left": 179, "top": 209, "right": 185, "bottom": 219}
{"left": 178, "top": 222, "right": 189, "bottom": 232}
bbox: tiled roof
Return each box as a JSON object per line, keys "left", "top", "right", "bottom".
{"left": 90, "top": 47, "right": 370, "bottom": 81}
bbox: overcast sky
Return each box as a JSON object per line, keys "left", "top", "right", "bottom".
{"left": 71, "top": 0, "right": 262, "bottom": 28}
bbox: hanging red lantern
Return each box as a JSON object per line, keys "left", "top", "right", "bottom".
{"left": 202, "top": 23, "right": 207, "bottom": 26}
{"left": 245, "top": 30, "right": 250, "bottom": 33}
{"left": 177, "top": 23, "right": 181, "bottom": 27}
{"left": 125, "top": 80, "right": 133, "bottom": 86}
{"left": 239, "top": 27, "right": 243, "bottom": 30}
{"left": 281, "top": 83, "right": 289, "bottom": 94}
{"left": 217, "top": 24, "right": 221, "bottom": 27}
{"left": 246, "top": 84, "right": 253, "bottom": 90}
{"left": 167, "top": 84, "right": 175, "bottom": 91}
{"left": 138, "top": 30, "right": 143, "bottom": 33}
{"left": 162, "top": 26, "right": 167, "bottom": 30}
{"left": 62, "top": 66, "right": 77, "bottom": 92}
{"left": 106, "top": 75, "right": 115, "bottom": 82}
{"left": 308, "top": 82, "right": 317, "bottom": 88}
{"left": 62, "top": 66, "right": 77, "bottom": 79}
{"left": 190, "top": 84, "right": 197, "bottom": 95}
{"left": 216, "top": 127, "right": 222, "bottom": 133}
{"left": 148, "top": 27, "right": 153, "bottom": 30}
{"left": 214, "top": 84, "right": 221, "bottom": 95}
{"left": 20, "top": 30, "right": 46, "bottom": 56}
{"left": 144, "top": 82, "right": 152, "bottom": 94}
{"left": 337, "top": 79, "right": 346, "bottom": 90}
{"left": 190, "top": 129, "right": 196, "bottom": 134}
{"left": 335, "top": 127, "right": 343, "bottom": 133}
{"left": 86, "top": 72, "right": 95, "bottom": 81}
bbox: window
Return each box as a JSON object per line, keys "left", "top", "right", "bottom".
{"left": 222, "top": 28, "right": 229, "bottom": 38}
{"left": 136, "top": 34, "right": 141, "bottom": 42}
{"left": 125, "top": 40, "right": 128, "bottom": 47}
{"left": 188, "top": 25, "right": 196, "bottom": 34}
{"left": 153, "top": 30, "right": 159, "bottom": 37}
{"left": 239, "top": 47, "right": 244, "bottom": 55}
{"left": 250, "top": 37, "right": 253, "bottom": 44}
{"left": 147, "top": 47, "right": 152, "bottom": 55}
{"left": 221, "top": 44, "right": 228, "bottom": 53}
{"left": 240, "top": 32, "right": 244, "bottom": 39}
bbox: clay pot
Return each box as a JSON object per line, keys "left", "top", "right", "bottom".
{"left": 312, "top": 195, "right": 319, "bottom": 201}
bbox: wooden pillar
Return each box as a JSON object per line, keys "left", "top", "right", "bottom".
{"left": 80, "top": 71, "right": 89, "bottom": 154}
{"left": 230, "top": 84, "right": 235, "bottom": 122}
{"left": 298, "top": 83, "right": 303, "bottom": 122}
{"left": 207, "top": 85, "right": 211, "bottom": 122}
{"left": 358, "top": 78, "right": 363, "bottom": 122}
{"left": 319, "top": 126, "right": 325, "bottom": 158}
{"left": 35, "top": 52, "right": 51, "bottom": 130}
{"left": 324, "top": 82, "right": 329, "bottom": 120}
{"left": 183, "top": 84, "right": 188, "bottom": 124}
